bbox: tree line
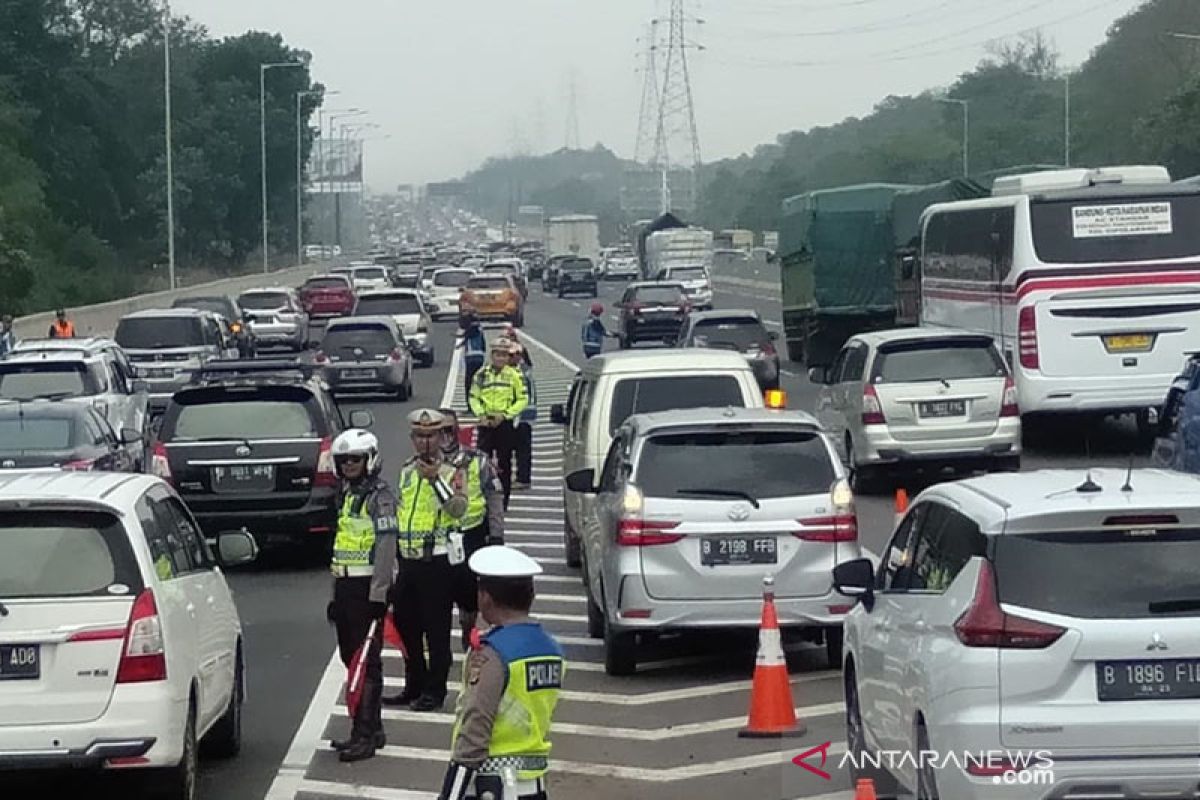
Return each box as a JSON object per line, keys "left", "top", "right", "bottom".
{"left": 0, "top": 0, "right": 323, "bottom": 314}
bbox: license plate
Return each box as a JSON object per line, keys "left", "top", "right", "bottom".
{"left": 700, "top": 536, "right": 778, "bottom": 566}
{"left": 918, "top": 400, "right": 966, "bottom": 418}
{"left": 0, "top": 644, "right": 40, "bottom": 681}
{"left": 1103, "top": 333, "right": 1155, "bottom": 353}
{"left": 1097, "top": 658, "right": 1200, "bottom": 701}
{"left": 212, "top": 464, "right": 275, "bottom": 493}
{"left": 340, "top": 368, "right": 376, "bottom": 379}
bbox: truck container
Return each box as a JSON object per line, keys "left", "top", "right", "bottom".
{"left": 545, "top": 215, "right": 600, "bottom": 263}
{"left": 645, "top": 227, "right": 714, "bottom": 279}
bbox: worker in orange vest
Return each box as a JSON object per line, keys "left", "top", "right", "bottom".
{"left": 48, "top": 309, "right": 76, "bottom": 338}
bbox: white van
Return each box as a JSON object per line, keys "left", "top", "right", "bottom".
{"left": 550, "top": 349, "right": 767, "bottom": 566}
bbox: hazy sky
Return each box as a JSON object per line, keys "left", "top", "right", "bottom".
{"left": 175, "top": 0, "right": 1145, "bottom": 190}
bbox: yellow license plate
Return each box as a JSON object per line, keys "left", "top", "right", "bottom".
{"left": 1103, "top": 333, "right": 1154, "bottom": 353}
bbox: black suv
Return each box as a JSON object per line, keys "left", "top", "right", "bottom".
{"left": 172, "top": 295, "right": 256, "bottom": 357}
{"left": 557, "top": 257, "right": 598, "bottom": 298}
{"left": 151, "top": 360, "right": 373, "bottom": 558}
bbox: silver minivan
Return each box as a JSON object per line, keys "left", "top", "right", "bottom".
{"left": 550, "top": 349, "right": 766, "bottom": 570}
{"left": 115, "top": 309, "right": 237, "bottom": 412}
{"left": 566, "top": 408, "right": 860, "bottom": 676}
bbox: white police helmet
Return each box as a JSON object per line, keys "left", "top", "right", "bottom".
{"left": 331, "top": 429, "right": 381, "bottom": 476}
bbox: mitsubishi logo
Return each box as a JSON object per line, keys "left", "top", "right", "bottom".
{"left": 1147, "top": 632, "right": 1169, "bottom": 652}
{"left": 728, "top": 504, "right": 751, "bottom": 522}
{"left": 235, "top": 445, "right": 252, "bottom": 457}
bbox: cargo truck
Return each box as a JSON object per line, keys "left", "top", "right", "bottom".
{"left": 644, "top": 227, "right": 714, "bottom": 280}
{"left": 545, "top": 215, "right": 600, "bottom": 264}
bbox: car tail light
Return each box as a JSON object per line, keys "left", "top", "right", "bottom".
{"left": 628, "top": 301, "right": 644, "bottom": 314}
{"left": 150, "top": 442, "right": 171, "bottom": 482}
{"left": 1000, "top": 376, "right": 1019, "bottom": 417}
{"left": 1018, "top": 306, "right": 1039, "bottom": 369}
{"left": 116, "top": 589, "right": 167, "bottom": 683}
{"left": 63, "top": 458, "right": 97, "bottom": 471}
{"left": 387, "top": 348, "right": 405, "bottom": 363}
{"left": 313, "top": 350, "right": 329, "bottom": 364}
{"left": 861, "top": 384, "right": 886, "bottom": 425}
{"left": 315, "top": 436, "right": 338, "bottom": 487}
{"left": 761, "top": 341, "right": 777, "bottom": 357}
{"left": 795, "top": 480, "right": 858, "bottom": 542}
{"left": 616, "top": 486, "right": 682, "bottom": 546}
{"left": 953, "top": 560, "right": 1065, "bottom": 648}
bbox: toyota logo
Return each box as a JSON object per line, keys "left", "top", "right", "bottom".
{"left": 728, "top": 504, "right": 751, "bottom": 522}
{"left": 235, "top": 445, "right": 252, "bottom": 457}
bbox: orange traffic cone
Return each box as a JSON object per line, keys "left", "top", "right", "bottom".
{"left": 893, "top": 488, "right": 909, "bottom": 528}
{"left": 854, "top": 778, "right": 878, "bottom": 800}
{"left": 738, "top": 575, "right": 806, "bottom": 738}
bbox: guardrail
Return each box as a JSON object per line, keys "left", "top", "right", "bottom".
{"left": 14, "top": 263, "right": 322, "bottom": 340}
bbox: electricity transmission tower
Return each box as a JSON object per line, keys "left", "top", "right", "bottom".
{"left": 565, "top": 74, "right": 581, "bottom": 150}
{"left": 651, "top": 0, "right": 702, "bottom": 173}
{"left": 633, "top": 22, "right": 661, "bottom": 164}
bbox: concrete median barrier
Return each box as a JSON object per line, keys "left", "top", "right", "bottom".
{"left": 13, "top": 263, "right": 323, "bottom": 340}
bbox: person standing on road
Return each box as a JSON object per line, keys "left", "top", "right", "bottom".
{"left": 510, "top": 342, "right": 537, "bottom": 492}
{"left": 581, "top": 303, "right": 609, "bottom": 358}
{"left": 327, "top": 429, "right": 398, "bottom": 763}
{"left": 436, "top": 546, "right": 564, "bottom": 800}
{"left": 437, "top": 408, "right": 505, "bottom": 651}
{"left": 469, "top": 338, "right": 528, "bottom": 509}
{"left": 390, "top": 409, "right": 469, "bottom": 713}
{"left": 0, "top": 315, "right": 15, "bottom": 357}
{"left": 459, "top": 311, "right": 487, "bottom": 399}
{"left": 48, "top": 308, "right": 76, "bottom": 338}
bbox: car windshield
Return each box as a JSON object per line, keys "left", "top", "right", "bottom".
{"left": 0, "top": 363, "right": 97, "bottom": 400}
{"left": 173, "top": 298, "right": 230, "bottom": 317}
{"left": 562, "top": 259, "right": 593, "bottom": 273}
{"left": 994, "top": 528, "right": 1200, "bottom": 619}
{"left": 355, "top": 295, "right": 421, "bottom": 316}
{"left": 692, "top": 319, "right": 769, "bottom": 351}
{"left": 0, "top": 416, "right": 77, "bottom": 451}
{"left": 305, "top": 277, "right": 349, "bottom": 290}
{"left": 632, "top": 287, "right": 684, "bottom": 305}
{"left": 468, "top": 277, "right": 510, "bottom": 290}
{"left": 322, "top": 324, "right": 397, "bottom": 355}
{"left": 115, "top": 317, "right": 204, "bottom": 349}
{"left": 609, "top": 375, "right": 745, "bottom": 434}
{"left": 171, "top": 398, "right": 317, "bottom": 440}
{"left": 434, "top": 271, "right": 472, "bottom": 288}
{"left": 238, "top": 292, "right": 291, "bottom": 310}
{"left": 872, "top": 339, "right": 1005, "bottom": 383}
{"left": 635, "top": 429, "right": 834, "bottom": 499}
{"left": 354, "top": 267, "right": 387, "bottom": 280}
{"left": 1031, "top": 193, "right": 1200, "bottom": 264}
{"left": 0, "top": 511, "right": 142, "bottom": 599}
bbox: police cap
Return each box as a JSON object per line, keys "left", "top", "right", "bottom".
{"left": 407, "top": 408, "right": 445, "bottom": 432}
{"left": 469, "top": 545, "right": 543, "bottom": 578}
{"left": 490, "top": 337, "right": 515, "bottom": 353}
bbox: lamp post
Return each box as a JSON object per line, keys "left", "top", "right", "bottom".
{"left": 938, "top": 97, "right": 969, "bottom": 177}
{"left": 295, "top": 89, "right": 336, "bottom": 266}
{"left": 326, "top": 111, "right": 367, "bottom": 252}
{"left": 260, "top": 61, "right": 303, "bottom": 273}
{"left": 163, "top": 0, "right": 176, "bottom": 289}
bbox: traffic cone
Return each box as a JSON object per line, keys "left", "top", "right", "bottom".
{"left": 738, "top": 575, "right": 806, "bottom": 738}
{"left": 893, "top": 488, "right": 909, "bottom": 528}
{"left": 854, "top": 778, "right": 878, "bottom": 800}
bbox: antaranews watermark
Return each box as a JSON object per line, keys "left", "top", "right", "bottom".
{"left": 793, "top": 742, "right": 1055, "bottom": 786}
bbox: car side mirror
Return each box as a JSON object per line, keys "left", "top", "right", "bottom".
{"left": 834, "top": 558, "right": 876, "bottom": 611}
{"left": 120, "top": 428, "right": 143, "bottom": 445}
{"left": 808, "top": 366, "right": 830, "bottom": 385}
{"left": 348, "top": 409, "right": 375, "bottom": 429}
{"left": 550, "top": 403, "right": 567, "bottom": 424}
{"left": 565, "top": 469, "right": 596, "bottom": 494}
{"left": 215, "top": 529, "right": 259, "bottom": 568}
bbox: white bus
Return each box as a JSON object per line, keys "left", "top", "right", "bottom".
{"left": 918, "top": 166, "right": 1200, "bottom": 431}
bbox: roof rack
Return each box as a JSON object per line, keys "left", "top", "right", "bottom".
{"left": 188, "top": 358, "right": 318, "bottom": 385}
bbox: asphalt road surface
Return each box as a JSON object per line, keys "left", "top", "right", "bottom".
{"left": 0, "top": 277, "right": 1149, "bottom": 800}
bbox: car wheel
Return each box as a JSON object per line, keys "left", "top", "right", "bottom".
{"left": 992, "top": 455, "right": 1021, "bottom": 473}
{"left": 423, "top": 350, "right": 435, "bottom": 368}
{"left": 844, "top": 667, "right": 868, "bottom": 778}
{"left": 604, "top": 617, "right": 637, "bottom": 677}
{"left": 824, "top": 626, "right": 843, "bottom": 668}
{"left": 514, "top": 312, "right": 525, "bottom": 328}
{"left": 563, "top": 515, "right": 582, "bottom": 568}
{"left": 396, "top": 373, "right": 411, "bottom": 402}
{"left": 152, "top": 701, "right": 197, "bottom": 800}
{"left": 586, "top": 580, "right": 604, "bottom": 640}
{"left": 202, "top": 646, "right": 243, "bottom": 758}
{"left": 915, "top": 721, "right": 940, "bottom": 799}
{"left": 847, "top": 438, "right": 880, "bottom": 495}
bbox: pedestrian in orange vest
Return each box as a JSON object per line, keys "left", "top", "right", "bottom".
{"left": 48, "top": 309, "right": 76, "bottom": 338}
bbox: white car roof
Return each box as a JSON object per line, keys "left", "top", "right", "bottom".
{"left": 581, "top": 349, "right": 754, "bottom": 377}
{"left": 0, "top": 471, "right": 164, "bottom": 511}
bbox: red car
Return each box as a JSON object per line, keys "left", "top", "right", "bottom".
{"left": 300, "top": 274, "right": 356, "bottom": 318}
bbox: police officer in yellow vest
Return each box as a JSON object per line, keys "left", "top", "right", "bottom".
{"left": 469, "top": 338, "right": 528, "bottom": 510}
{"left": 437, "top": 546, "right": 564, "bottom": 800}
{"left": 327, "top": 428, "right": 398, "bottom": 762}
{"left": 391, "top": 408, "right": 469, "bottom": 713}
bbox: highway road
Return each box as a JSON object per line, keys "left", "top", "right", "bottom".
{"left": 0, "top": 276, "right": 1148, "bottom": 800}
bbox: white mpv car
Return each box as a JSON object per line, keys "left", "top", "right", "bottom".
{"left": 835, "top": 468, "right": 1200, "bottom": 799}
{"left": 0, "top": 471, "right": 257, "bottom": 799}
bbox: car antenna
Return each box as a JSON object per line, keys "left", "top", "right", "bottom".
{"left": 1077, "top": 434, "right": 1102, "bottom": 493}
{"left": 1121, "top": 455, "right": 1135, "bottom": 492}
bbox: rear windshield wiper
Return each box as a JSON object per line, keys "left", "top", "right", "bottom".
{"left": 1149, "top": 598, "right": 1200, "bottom": 614}
{"left": 675, "top": 487, "right": 760, "bottom": 509}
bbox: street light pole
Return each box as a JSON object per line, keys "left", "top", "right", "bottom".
{"left": 938, "top": 97, "right": 969, "bottom": 177}
{"left": 1064, "top": 73, "right": 1071, "bottom": 168}
{"left": 326, "top": 111, "right": 366, "bottom": 253}
{"left": 163, "top": 0, "right": 176, "bottom": 290}
{"left": 295, "top": 89, "right": 335, "bottom": 267}
{"left": 260, "top": 61, "right": 302, "bottom": 274}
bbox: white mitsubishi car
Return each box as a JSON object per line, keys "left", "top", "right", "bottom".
{"left": 0, "top": 471, "right": 257, "bottom": 799}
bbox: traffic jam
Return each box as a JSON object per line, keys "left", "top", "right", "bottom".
{"left": 0, "top": 164, "right": 1199, "bottom": 800}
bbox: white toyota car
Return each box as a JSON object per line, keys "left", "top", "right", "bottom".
{"left": 0, "top": 471, "right": 257, "bottom": 799}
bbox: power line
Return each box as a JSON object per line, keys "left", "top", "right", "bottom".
{"left": 720, "top": 0, "right": 972, "bottom": 40}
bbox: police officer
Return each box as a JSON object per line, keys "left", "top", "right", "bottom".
{"left": 440, "top": 407, "right": 505, "bottom": 650}
{"left": 391, "top": 409, "right": 468, "bottom": 712}
{"left": 327, "top": 428, "right": 398, "bottom": 762}
{"left": 437, "top": 546, "right": 564, "bottom": 800}
{"left": 468, "top": 338, "right": 528, "bottom": 509}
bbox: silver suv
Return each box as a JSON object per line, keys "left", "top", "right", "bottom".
{"left": 236, "top": 288, "right": 308, "bottom": 352}
{"left": 566, "top": 407, "right": 861, "bottom": 676}
{"left": 1, "top": 338, "right": 151, "bottom": 466}
{"left": 115, "top": 309, "right": 237, "bottom": 412}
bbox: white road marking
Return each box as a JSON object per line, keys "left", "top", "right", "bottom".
{"left": 515, "top": 328, "right": 582, "bottom": 372}
{"left": 263, "top": 649, "right": 345, "bottom": 799}
{"left": 292, "top": 779, "right": 434, "bottom": 799}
